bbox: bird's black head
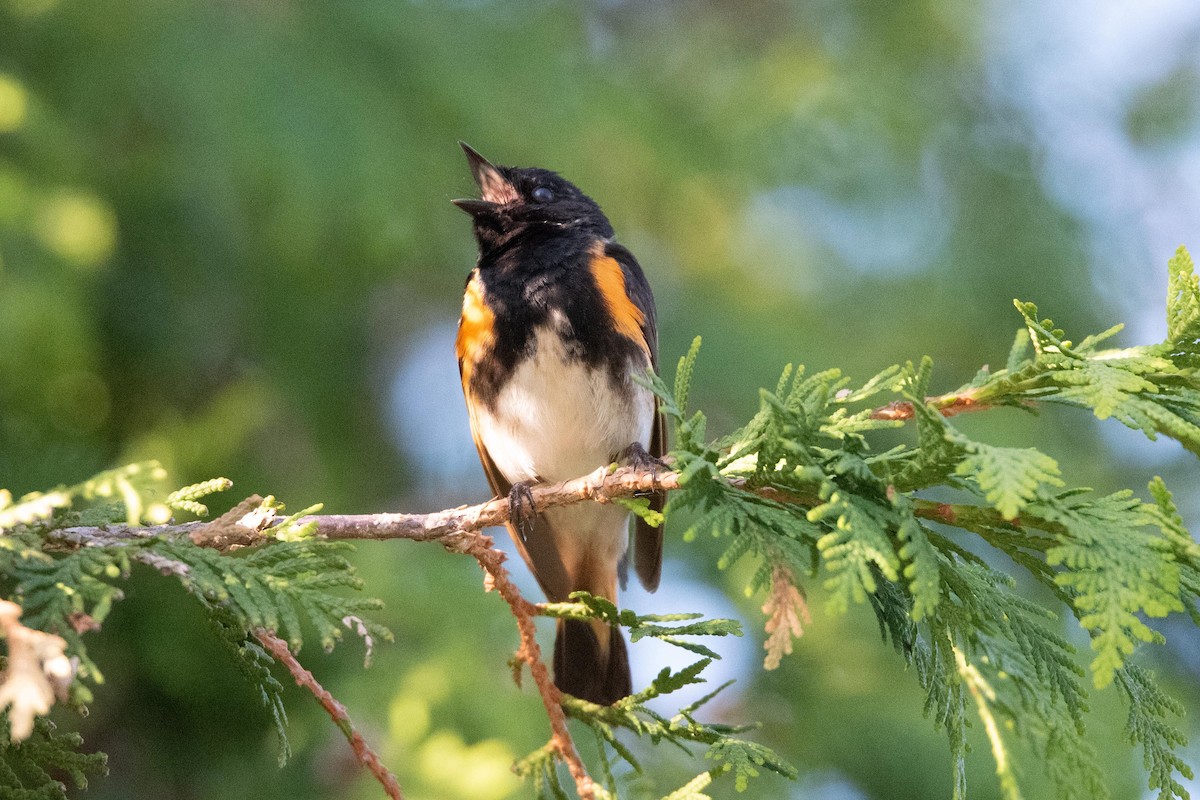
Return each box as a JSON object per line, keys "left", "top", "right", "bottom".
{"left": 453, "top": 142, "right": 613, "bottom": 255}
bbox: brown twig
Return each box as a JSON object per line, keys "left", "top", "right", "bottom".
{"left": 442, "top": 532, "right": 595, "bottom": 799}
{"left": 254, "top": 628, "right": 405, "bottom": 800}
{"left": 871, "top": 389, "right": 995, "bottom": 421}
{"left": 52, "top": 465, "right": 682, "bottom": 551}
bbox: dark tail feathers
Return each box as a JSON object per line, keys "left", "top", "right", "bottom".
{"left": 552, "top": 618, "right": 631, "bottom": 705}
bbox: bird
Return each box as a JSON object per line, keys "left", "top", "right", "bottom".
{"left": 452, "top": 142, "right": 665, "bottom": 705}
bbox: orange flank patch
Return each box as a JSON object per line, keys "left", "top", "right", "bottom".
{"left": 456, "top": 272, "right": 496, "bottom": 388}
{"left": 588, "top": 249, "right": 648, "bottom": 357}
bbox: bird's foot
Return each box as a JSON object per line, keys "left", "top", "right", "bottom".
{"left": 618, "top": 442, "right": 667, "bottom": 483}
{"left": 508, "top": 481, "right": 537, "bottom": 542}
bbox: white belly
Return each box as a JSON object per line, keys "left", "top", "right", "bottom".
{"left": 474, "top": 325, "right": 655, "bottom": 589}
{"left": 476, "top": 327, "right": 654, "bottom": 486}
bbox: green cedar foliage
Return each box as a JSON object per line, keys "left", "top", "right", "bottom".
{"left": 622, "top": 247, "right": 1200, "bottom": 799}
{"left": 0, "top": 716, "right": 107, "bottom": 799}
{"left": 3, "top": 250, "right": 1200, "bottom": 799}
{"left": 528, "top": 593, "right": 795, "bottom": 798}
{"left": 0, "top": 468, "right": 389, "bottom": 796}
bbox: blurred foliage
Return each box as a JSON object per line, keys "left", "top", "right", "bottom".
{"left": 1, "top": 0, "right": 1199, "bottom": 798}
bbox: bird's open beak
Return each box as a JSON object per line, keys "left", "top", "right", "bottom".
{"left": 452, "top": 142, "right": 519, "bottom": 215}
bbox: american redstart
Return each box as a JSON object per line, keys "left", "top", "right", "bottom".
{"left": 453, "top": 142, "right": 665, "bottom": 705}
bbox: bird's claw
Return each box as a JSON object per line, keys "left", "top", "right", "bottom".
{"left": 619, "top": 442, "right": 667, "bottom": 485}
{"left": 508, "top": 482, "right": 537, "bottom": 542}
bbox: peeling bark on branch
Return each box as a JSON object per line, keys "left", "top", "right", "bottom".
{"left": 52, "top": 465, "right": 681, "bottom": 551}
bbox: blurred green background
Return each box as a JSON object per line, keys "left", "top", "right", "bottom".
{"left": 3, "top": 0, "right": 1200, "bottom": 798}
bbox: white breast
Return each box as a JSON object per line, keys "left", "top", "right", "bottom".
{"left": 475, "top": 325, "right": 653, "bottom": 485}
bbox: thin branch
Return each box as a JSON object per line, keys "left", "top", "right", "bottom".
{"left": 51, "top": 465, "right": 1039, "bottom": 551}
{"left": 51, "top": 465, "right": 680, "bottom": 550}
{"left": 444, "top": 532, "right": 595, "bottom": 799}
{"left": 48, "top": 527, "right": 193, "bottom": 577}
{"left": 48, "top": 381, "right": 1010, "bottom": 552}
{"left": 49, "top": 383, "right": 1007, "bottom": 551}
{"left": 254, "top": 629, "right": 405, "bottom": 800}
{"left": 871, "top": 388, "right": 995, "bottom": 421}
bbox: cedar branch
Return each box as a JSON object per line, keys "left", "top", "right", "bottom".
{"left": 871, "top": 387, "right": 994, "bottom": 420}
{"left": 38, "top": 382, "right": 1011, "bottom": 798}
{"left": 254, "top": 629, "right": 405, "bottom": 800}
{"left": 444, "top": 531, "right": 595, "bottom": 799}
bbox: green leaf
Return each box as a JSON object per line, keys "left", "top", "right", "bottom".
{"left": 929, "top": 562, "right": 1103, "bottom": 799}
{"left": 545, "top": 594, "right": 742, "bottom": 660}
{"left": 705, "top": 737, "right": 797, "bottom": 791}
{"left": 1036, "top": 494, "right": 1184, "bottom": 687}
{"left": 514, "top": 744, "right": 570, "bottom": 800}
{"left": 832, "top": 364, "right": 901, "bottom": 405}
{"left": 1053, "top": 362, "right": 1159, "bottom": 420}
{"left": 1015, "top": 300, "right": 1074, "bottom": 356}
{"left": 891, "top": 358, "right": 966, "bottom": 489}
{"left": 896, "top": 513, "right": 940, "bottom": 621}
{"left": 810, "top": 491, "right": 901, "bottom": 613}
{"left": 0, "top": 717, "right": 107, "bottom": 798}
{"left": 156, "top": 538, "right": 390, "bottom": 654}
{"left": 955, "top": 444, "right": 1063, "bottom": 520}
{"left": 15, "top": 544, "right": 131, "bottom": 682}
{"left": 0, "top": 462, "right": 172, "bottom": 530}
{"left": 953, "top": 646, "right": 1023, "bottom": 800}
{"left": 675, "top": 336, "right": 703, "bottom": 420}
{"left": 614, "top": 496, "right": 665, "bottom": 528}
{"left": 1167, "top": 245, "right": 1200, "bottom": 346}
{"left": 204, "top": 605, "right": 291, "bottom": 765}
{"left": 639, "top": 659, "right": 712, "bottom": 700}
{"left": 1117, "top": 665, "right": 1193, "bottom": 800}
{"left": 1075, "top": 322, "right": 1127, "bottom": 353}
{"left": 660, "top": 769, "right": 721, "bottom": 800}
{"left": 1006, "top": 328, "right": 1033, "bottom": 373}
{"left": 1146, "top": 477, "right": 1200, "bottom": 557}
{"left": 166, "top": 477, "right": 233, "bottom": 517}
{"left": 558, "top": 654, "right": 795, "bottom": 797}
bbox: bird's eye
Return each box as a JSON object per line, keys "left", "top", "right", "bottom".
{"left": 531, "top": 186, "right": 554, "bottom": 203}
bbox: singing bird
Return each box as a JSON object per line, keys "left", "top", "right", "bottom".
{"left": 453, "top": 143, "right": 665, "bottom": 705}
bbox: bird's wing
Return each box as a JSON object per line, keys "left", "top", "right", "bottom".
{"left": 604, "top": 242, "right": 666, "bottom": 593}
